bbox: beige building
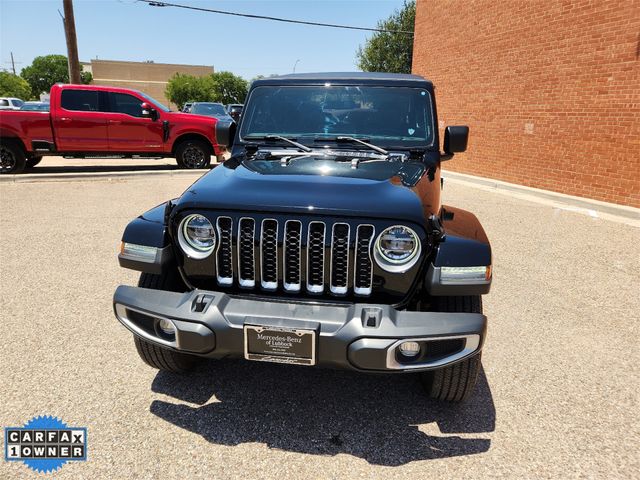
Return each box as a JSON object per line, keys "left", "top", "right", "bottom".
{"left": 81, "top": 59, "right": 213, "bottom": 108}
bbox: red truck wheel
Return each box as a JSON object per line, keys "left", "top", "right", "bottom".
{"left": 175, "top": 139, "right": 212, "bottom": 169}
{"left": 0, "top": 141, "right": 26, "bottom": 174}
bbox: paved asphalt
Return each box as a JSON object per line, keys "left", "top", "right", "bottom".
{"left": 1, "top": 165, "right": 638, "bottom": 479}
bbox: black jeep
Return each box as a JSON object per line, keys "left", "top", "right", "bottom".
{"left": 113, "top": 73, "right": 492, "bottom": 402}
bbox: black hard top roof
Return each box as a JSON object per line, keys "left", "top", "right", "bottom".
{"left": 251, "top": 72, "right": 433, "bottom": 88}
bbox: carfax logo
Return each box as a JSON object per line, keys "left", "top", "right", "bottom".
{"left": 4, "top": 415, "right": 87, "bottom": 474}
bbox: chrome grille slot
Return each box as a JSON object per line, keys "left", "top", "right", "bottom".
{"left": 354, "top": 225, "right": 375, "bottom": 295}
{"left": 237, "top": 218, "right": 255, "bottom": 287}
{"left": 284, "top": 220, "right": 302, "bottom": 292}
{"left": 260, "top": 219, "right": 278, "bottom": 290}
{"left": 330, "top": 223, "right": 350, "bottom": 295}
{"left": 306, "top": 221, "right": 326, "bottom": 293}
{"left": 216, "top": 217, "right": 233, "bottom": 285}
{"left": 202, "top": 215, "right": 379, "bottom": 297}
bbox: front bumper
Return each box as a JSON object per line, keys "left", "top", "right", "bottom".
{"left": 113, "top": 286, "right": 486, "bottom": 372}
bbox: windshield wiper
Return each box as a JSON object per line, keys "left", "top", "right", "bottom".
{"left": 244, "top": 134, "right": 311, "bottom": 152}
{"left": 314, "top": 136, "right": 388, "bottom": 155}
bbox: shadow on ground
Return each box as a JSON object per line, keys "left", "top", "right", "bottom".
{"left": 150, "top": 359, "right": 495, "bottom": 466}
{"left": 27, "top": 163, "right": 183, "bottom": 175}
{"left": 24, "top": 159, "right": 216, "bottom": 175}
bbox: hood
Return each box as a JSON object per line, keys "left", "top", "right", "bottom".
{"left": 164, "top": 111, "right": 217, "bottom": 125}
{"left": 174, "top": 154, "right": 438, "bottom": 226}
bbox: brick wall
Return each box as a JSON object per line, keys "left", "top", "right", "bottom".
{"left": 413, "top": 0, "right": 640, "bottom": 207}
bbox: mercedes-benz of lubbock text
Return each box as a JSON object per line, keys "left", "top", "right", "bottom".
{"left": 113, "top": 73, "right": 492, "bottom": 402}
{"left": 0, "top": 84, "right": 234, "bottom": 173}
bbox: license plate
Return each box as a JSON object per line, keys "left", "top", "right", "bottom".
{"left": 244, "top": 325, "right": 316, "bottom": 366}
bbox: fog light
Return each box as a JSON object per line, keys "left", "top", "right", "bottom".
{"left": 398, "top": 341, "right": 420, "bottom": 357}
{"left": 157, "top": 318, "right": 176, "bottom": 336}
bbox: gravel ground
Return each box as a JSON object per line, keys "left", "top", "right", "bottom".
{"left": 1, "top": 173, "right": 638, "bottom": 479}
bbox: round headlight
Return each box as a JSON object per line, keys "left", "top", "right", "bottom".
{"left": 178, "top": 214, "right": 216, "bottom": 259}
{"left": 374, "top": 225, "right": 421, "bottom": 272}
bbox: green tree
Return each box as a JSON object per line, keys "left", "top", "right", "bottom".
{"left": 165, "top": 73, "right": 211, "bottom": 109}
{"left": 0, "top": 71, "right": 32, "bottom": 99}
{"left": 20, "top": 54, "right": 92, "bottom": 97}
{"left": 356, "top": 1, "right": 415, "bottom": 74}
{"left": 166, "top": 71, "right": 248, "bottom": 109}
{"left": 209, "top": 71, "right": 248, "bottom": 105}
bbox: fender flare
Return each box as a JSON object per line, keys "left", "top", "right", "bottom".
{"left": 119, "top": 202, "right": 174, "bottom": 274}
{"left": 427, "top": 205, "right": 492, "bottom": 296}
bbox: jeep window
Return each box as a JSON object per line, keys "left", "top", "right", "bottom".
{"left": 12, "top": 99, "right": 24, "bottom": 108}
{"left": 110, "top": 93, "right": 145, "bottom": 117}
{"left": 61, "top": 89, "right": 101, "bottom": 112}
{"left": 239, "top": 86, "right": 434, "bottom": 148}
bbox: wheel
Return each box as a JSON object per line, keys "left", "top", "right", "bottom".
{"left": 175, "top": 139, "right": 212, "bottom": 169}
{"left": 0, "top": 141, "right": 26, "bottom": 174}
{"left": 25, "top": 156, "right": 43, "bottom": 168}
{"left": 133, "top": 335, "right": 199, "bottom": 373}
{"left": 132, "top": 271, "right": 202, "bottom": 373}
{"left": 420, "top": 295, "right": 483, "bottom": 402}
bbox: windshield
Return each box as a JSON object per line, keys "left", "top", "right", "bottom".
{"left": 21, "top": 103, "right": 49, "bottom": 111}
{"left": 191, "top": 103, "right": 227, "bottom": 116}
{"left": 136, "top": 91, "right": 170, "bottom": 112}
{"left": 239, "top": 85, "right": 434, "bottom": 148}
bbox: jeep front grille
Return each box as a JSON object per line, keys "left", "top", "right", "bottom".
{"left": 217, "top": 217, "right": 376, "bottom": 296}
{"left": 283, "top": 220, "right": 302, "bottom": 292}
{"left": 238, "top": 218, "right": 256, "bottom": 287}
{"left": 260, "top": 219, "right": 278, "bottom": 290}
{"left": 307, "top": 222, "right": 326, "bottom": 293}
{"left": 216, "top": 217, "right": 233, "bottom": 285}
{"left": 330, "top": 223, "right": 350, "bottom": 294}
{"left": 354, "top": 225, "right": 375, "bottom": 295}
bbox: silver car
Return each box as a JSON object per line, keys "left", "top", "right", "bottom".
{"left": 0, "top": 97, "right": 24, "bottom": 110}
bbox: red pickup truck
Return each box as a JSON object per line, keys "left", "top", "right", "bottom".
{"left": 0, "top": 84, "right": 235, "bottom": 174}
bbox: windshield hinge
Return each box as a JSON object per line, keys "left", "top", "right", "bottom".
{"left": 387, "top": 153, "right": 409, "bottom": 162}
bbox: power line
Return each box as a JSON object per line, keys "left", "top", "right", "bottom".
{"left": 141, "top": 0, "right": 414, "bottom": 35}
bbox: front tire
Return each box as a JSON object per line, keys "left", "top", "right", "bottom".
{"left": 0, "top": 141, "right": 26, "bottom": 174}
{"left": 134, "top": 336, "right": 199, "bottom": 373}
{"left": 420, "top": 296, "right": 483, "bottom": 402}
{"left": 132, "top": 271, "right": 202, "bottom": 373}
{"left": 175, "top": 139, "right": 212, "bottom": 169}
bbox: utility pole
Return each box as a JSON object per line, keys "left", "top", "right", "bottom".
{"left": 10, "top": 52, "right": 16, "bottom": 75}
{"left": 62, "top": 0, "right": 81, "bottom": 84}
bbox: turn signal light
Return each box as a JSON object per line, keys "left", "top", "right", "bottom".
{"left": 440, "top": 266, "right": 491, "bottom": 285}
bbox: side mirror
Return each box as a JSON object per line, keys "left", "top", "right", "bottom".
{"left": 215, "top": 118, "right": 237, "bottom": 149}
{"left": 141, "top": 102, "right": 158, "bottom": 121}
{"left": 442, "top": 126, "right": 469, "bottom": 160}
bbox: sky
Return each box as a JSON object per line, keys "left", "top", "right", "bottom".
{"left": 0, "top": 0, "right": 407, "bottom": 80}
